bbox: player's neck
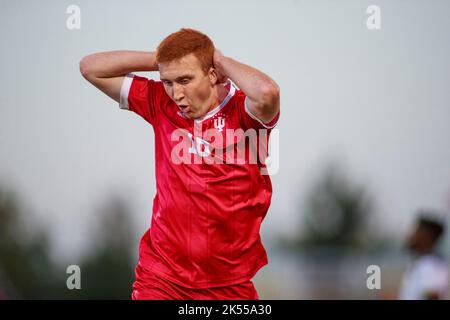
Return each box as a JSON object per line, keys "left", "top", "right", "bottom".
{"left": 205, "top": 84, "right": 229, "bottom": 114}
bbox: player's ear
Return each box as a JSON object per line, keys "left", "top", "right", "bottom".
{"left": 209, "top": 67, "right": 218, "bottom": 85}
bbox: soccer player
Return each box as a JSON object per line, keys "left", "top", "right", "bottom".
{"left": 79, "top": 28, "right": 280, "bottom": 300}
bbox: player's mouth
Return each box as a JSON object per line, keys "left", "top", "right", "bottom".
{"left": 178, "top": 104, "right": 190, "bottom": 113}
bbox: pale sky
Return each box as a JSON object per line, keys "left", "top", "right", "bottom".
{"left": 1, "top": 0, "right": 449, "bottom": 262}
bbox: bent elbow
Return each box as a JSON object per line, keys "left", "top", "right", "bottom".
{"left": 79, "top": 55, "right": 94, "bottom": 80}
{"left": 260, "top": 82, "right": 280, "bottom": 107}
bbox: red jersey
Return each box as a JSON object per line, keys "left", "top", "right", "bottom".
{"left": 119, "top": 74, "right": 280, "bottom": 289}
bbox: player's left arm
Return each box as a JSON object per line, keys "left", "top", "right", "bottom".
{"left": 213, "top": 49, "right": 280, "bottom": 123}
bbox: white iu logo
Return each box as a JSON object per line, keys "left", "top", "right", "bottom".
{"left": 214, "top": 116, "right": 225, "bottom": 132}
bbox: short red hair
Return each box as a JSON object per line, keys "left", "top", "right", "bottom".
{"left": 156, "top": 28, "right": 215, "bottom": 74}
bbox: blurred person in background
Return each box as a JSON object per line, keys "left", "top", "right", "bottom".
{"left": 398, "top": 211, "right": 449, "bottom": 300}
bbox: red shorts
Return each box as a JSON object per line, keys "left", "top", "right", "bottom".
{"left": 131, "top": 264, "right": 259, "bottom": 300}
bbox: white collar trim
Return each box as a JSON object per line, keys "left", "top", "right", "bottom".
{"left": 194, "top": 80, "right": 236, "bottom": 123}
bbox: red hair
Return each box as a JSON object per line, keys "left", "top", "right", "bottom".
{"left": 156, "top": 28, "right": 215, "bottom": 74}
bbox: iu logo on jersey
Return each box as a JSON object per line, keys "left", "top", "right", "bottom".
{"left": 214, "top": 116, "right": 225, "bottom": 132}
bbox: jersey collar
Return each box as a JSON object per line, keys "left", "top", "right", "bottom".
{"left": 193, "top": 80, "right": 236, "bottom": 123}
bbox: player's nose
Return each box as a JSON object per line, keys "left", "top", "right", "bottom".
{"left": 173, "top": 83, "right": 184, "bottom": 102}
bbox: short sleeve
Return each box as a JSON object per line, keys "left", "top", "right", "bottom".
{"left": 237, "top": 94, "right": 280, "bottom": 130}
{"left": 119, "top": 73, "right": 165, "bottom": 126}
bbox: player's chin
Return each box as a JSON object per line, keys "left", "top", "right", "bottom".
{"left": 186, "top": 111, "right": 200, "bottom": 119}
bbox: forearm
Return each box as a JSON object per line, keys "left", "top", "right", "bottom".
{"left": 79, "top": 50, "right": 158, "bottom": 103}
{"left": 214, "top": 55, "right": 279, "bottom": 107}
{"left": 80, "top": 50, "right": 158, "bottom": 79}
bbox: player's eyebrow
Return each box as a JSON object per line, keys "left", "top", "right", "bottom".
{"left": 160, "top": 74, "right": 194, "bottom": 82}
{"left": 176, "top": 75, "right": 193, "bottom": 81}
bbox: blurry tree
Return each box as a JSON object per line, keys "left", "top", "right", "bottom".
{"left": 281, "top": 161, "right": 375, "bottom": 252}
{"left": 302, "top": 163, "right": 373, "bottom": 248}
{"left": 275, "top": 161, "right": 379, "bottom": 298}
{"left": 0, "top": 186, "right": 61, "bottom": 299}
{"left": 0, "top": 185, "right": 136, "bottom": 299}
{"left": 65, "top": 195, "right": 136, "bottom": 299}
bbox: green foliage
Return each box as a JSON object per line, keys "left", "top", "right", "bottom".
{"left": 281, "top": 161, "right": 375, "bottom": 252}
{"left": 0, "top": 186, "right": 136, "bottom": 299}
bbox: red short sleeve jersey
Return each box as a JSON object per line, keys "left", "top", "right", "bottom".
{"left": 119, "top": 73, "right": 280, "bottom": 289}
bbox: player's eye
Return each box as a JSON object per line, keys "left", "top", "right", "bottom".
{"left": 178, "top": 78, "right": 190, "bottom": 85}
{"left": 163, "top": 81, "right": 173, "bottom": 87}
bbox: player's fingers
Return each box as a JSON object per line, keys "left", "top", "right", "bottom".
{"left": 213, "top": 68, "right": 227, "bottom": 84}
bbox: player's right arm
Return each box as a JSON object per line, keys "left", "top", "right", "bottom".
{"left": 79, "top": 51, "right": 158, "bottom": 102}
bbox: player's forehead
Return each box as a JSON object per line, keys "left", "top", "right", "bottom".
{"left": 159, "top": 53, "right": 203, "bottom": 80}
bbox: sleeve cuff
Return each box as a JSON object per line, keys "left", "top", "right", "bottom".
{"left": 244, "top": 96, "right": 280, "bottom": 129}
{"left": 119, "top": 73, "right": 135, "bottom": 110}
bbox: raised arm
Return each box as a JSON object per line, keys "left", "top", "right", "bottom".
{"left": 79, "top": 51, "right": 158, "bottom": 102}
{"left": 213, "top": 50, "right": 280, "bottom": 123}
